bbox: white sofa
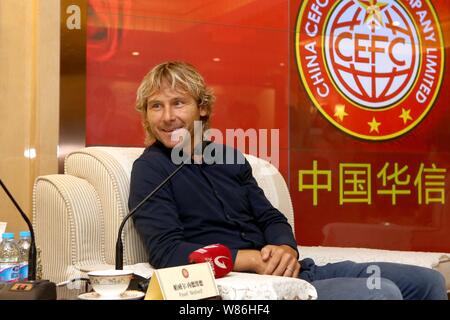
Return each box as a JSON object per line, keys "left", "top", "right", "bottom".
{"left": 32, "top": 147, "right": 450, "bottom": 299}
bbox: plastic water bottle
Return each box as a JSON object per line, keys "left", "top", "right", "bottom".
{"left": 0, "top": 233, "right": 20, "bottom": 283}
{"left": 17, "top": 231, "right": 31, "bottom": 281}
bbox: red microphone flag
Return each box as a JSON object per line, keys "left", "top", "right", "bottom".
{"left": 188, "top": 244, "right": 233, "bottom": 278}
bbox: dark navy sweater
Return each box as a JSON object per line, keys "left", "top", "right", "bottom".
{"left": 129, "top": 141, "right": 297, "bottom": 268}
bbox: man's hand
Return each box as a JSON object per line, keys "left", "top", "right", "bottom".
{"left": 260, "top": 245, "right": 300, "bottom": 278}
{"left": 234, "top": 249, "right": 268, "bottom": 274}
{"left": 234, "top": 246, "right": 300, "bottom": 278}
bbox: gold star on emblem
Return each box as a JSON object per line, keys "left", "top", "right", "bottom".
{"left": 368, "top": 117, "right": 381, "bottom": 133}
{"left": 358, "top": 0, "right": 389, "bottom": 27}
{"left": 334, "top": 104, "right": 349, "bottom": 122}
{"left": 399, "top": 108, "right": 413, "bottom": 124}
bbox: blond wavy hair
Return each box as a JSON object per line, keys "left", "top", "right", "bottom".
{"left": 135, "top": 61, "right": 215, "bottom": 146}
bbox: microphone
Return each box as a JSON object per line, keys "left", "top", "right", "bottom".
{"left": 115, "top": 162, "right": 186, "bottom": 271}
{"left": 0, "top": 179, "right": 56, "bottom": 300}
{"left": 189, "top": 244, "right": 233, "bottom": 279}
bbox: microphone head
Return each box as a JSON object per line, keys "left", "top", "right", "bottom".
{"left": 188, "top": 244, "right": 233, "bottom": 278}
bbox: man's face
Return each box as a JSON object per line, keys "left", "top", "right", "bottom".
{"left": 146, "top": 82, "right": 207, "bottom": 149}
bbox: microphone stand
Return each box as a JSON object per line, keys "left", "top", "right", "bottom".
{"left": 115, "top": 162, "right": 186, "bottom": 270}
{"left": 0, "top": 179, "right": 56, "bottom": 300}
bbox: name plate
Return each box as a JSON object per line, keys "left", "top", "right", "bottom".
{"left": 145, "top": 262, "right": 219, "bottom": 300}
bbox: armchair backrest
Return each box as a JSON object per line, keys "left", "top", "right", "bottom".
{"left": 64, "top": 147, "right": 147, "bottom": 266}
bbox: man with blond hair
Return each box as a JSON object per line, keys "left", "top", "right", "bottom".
{"left": 129, "top": 61, "right": 447, "bottom": 300}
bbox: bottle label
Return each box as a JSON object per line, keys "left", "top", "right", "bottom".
{"left": 19, "top": 262, "right": 29, "bottom": 281}
{"left": 0, "top": 264, "right": 20, "bottom": 283}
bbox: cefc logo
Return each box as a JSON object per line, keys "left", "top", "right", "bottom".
{"left": 295, "top": 0, "right": 444, "bottom": 140}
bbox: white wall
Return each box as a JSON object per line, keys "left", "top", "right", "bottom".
{"left": 0, "top": 0, "right": 60, "bottom": 236}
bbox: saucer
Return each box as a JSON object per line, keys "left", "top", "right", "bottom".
{"left": 78, "top": 290, "right": 145, "bottom": 300}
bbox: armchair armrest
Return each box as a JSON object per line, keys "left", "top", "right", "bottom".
{"left": 33, "top": 175, "right": 105, "bottom": 283}
{"left": 299, "top": 245, "right": 450, "bottom": 293}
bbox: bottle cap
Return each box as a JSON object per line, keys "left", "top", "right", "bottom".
{"left": 19, "top": 231, "right": 31, "bottom": 238}
{"left": 2, "top": 233, "right": 14, "bottom": 239}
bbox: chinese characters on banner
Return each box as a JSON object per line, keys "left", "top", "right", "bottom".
{"left": 299, "top": 161, "right": 446, "bottom": 206}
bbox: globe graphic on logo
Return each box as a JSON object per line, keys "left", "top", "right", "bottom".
{"left": 324, "top": 0, "right": 420, "bottom": 109}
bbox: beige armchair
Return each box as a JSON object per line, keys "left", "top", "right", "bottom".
{"left": 32, "top": 147, "right": 450, "bottom": 299}
{"left": 33, "top": 147, "right": 318, "bottom": 299}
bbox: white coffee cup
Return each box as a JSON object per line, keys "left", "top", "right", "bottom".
{"left": 87, "top": 269, "right": 133, "bottom": 298}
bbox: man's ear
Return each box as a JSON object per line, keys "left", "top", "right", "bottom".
{"left": 199, "top": 105, "right": 208, "bottom": 117}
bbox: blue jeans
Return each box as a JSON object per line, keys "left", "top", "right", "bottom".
{"left": 298, "top": 258, "right": 447, "bottom": 300}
